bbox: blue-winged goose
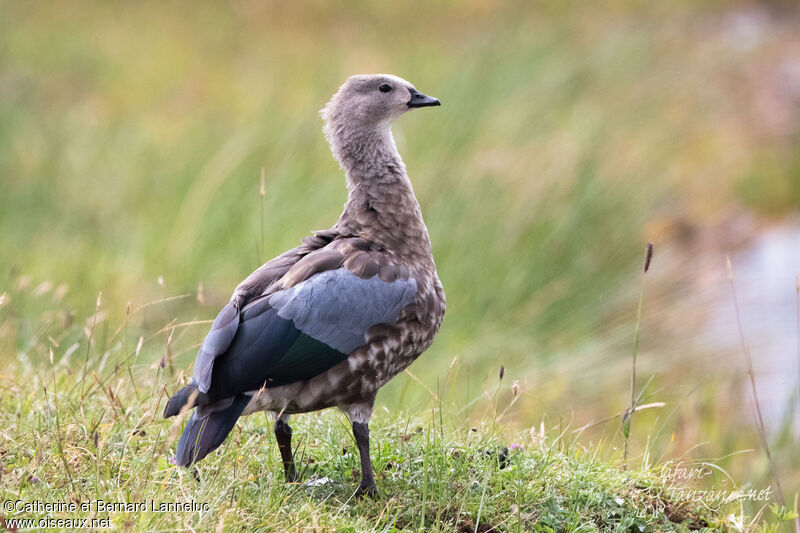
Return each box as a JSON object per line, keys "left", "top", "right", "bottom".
{"left": 164, "top": 74, "right": 445, "bottom": 496}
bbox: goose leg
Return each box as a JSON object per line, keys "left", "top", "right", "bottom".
{"left": 343, "top": 396, "right": 378, "bottom": 497}
{"left": 352, "top": 421, "right": 378, "bottom": 498}
{"left": 274, "top": 416, "right": 297, "bottom": 482}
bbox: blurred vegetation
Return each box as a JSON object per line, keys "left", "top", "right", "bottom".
{"left": 1, "top": 0, "right": 799, "bottom": 526}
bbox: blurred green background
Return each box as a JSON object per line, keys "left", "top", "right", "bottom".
{"left": 2, "top": 0, "right": 799, "bottom": 508}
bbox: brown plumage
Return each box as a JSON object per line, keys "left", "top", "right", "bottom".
{"left": 164, "top": 74, "right": 445, "bottom": 497}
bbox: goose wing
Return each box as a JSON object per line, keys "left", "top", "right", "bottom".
{"left": 193, "top": 238, "right": 417, "bottom": 402}
{"left": 188, "top": 230, "right": 338, "bottom": 393}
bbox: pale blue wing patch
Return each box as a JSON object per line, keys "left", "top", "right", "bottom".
{"left": 268, "top": 269, "right": 417, "bottom": 353}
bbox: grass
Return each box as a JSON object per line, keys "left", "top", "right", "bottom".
{"left": 0, "top": 295, "right": 743, "bottom": 532}
{"left": 1, "top": 284, "right": 795, "bottom": 531}
{"left": 623, "top": 243, "right": 653, "bottom": 465}
{"left": 1, "top": 0, "right": 800, "bottom": 529}
{"left": 726, "top": 257, "right": 784, "bottom": 506}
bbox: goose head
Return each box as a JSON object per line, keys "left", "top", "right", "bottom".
{"left": 321, "top": 74, "right": 440, "bottom": 131}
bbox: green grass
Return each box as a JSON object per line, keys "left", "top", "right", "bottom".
{"left": 1, "top": 285, "right": 794, "bottom": 531}
{"left": 0, "top": 297, "right": 735, "bottom": 532}
{"left": 1, "top": 0, "right": 800, "bottom": 529}
{"left": 0, "top": 410, "right": 722, "bottom": 532}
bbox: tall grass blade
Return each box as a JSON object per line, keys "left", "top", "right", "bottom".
{"left": 624, "top": 242, "right": 653, "bottom": 464}
{"left": 726, "top": 256, "right": 785, "bottom": 505}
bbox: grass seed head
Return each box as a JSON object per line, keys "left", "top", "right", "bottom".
{"left": 643, "top": 242, "right": 654, "bottom": 273}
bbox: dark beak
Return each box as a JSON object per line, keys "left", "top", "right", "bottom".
{"left": 408, "top": 88, "right": 441, "bottom": 108}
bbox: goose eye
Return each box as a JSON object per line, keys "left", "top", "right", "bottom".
{"left": 379, "top": 84, "right": 392, "bottom": 93}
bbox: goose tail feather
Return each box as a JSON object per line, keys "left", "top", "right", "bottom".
{"left": 175, "top": 394, "right": 250, "bottom": 466}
